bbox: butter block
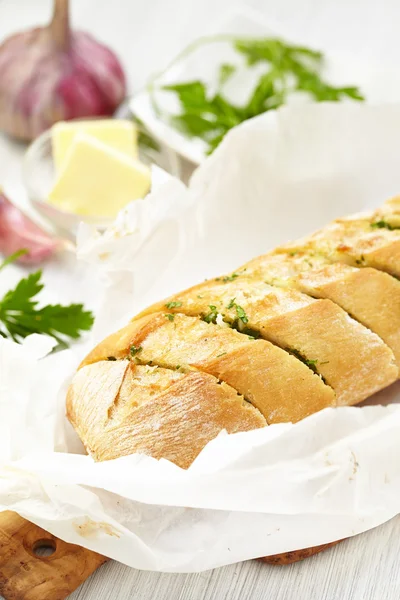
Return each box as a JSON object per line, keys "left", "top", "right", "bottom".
{"left": 52, "top": 119, "right": 138, "bottom": 172}
{"left": 48, "top": 133, "right": 151, "bottom": 218}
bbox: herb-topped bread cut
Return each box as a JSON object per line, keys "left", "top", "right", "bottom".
{"left": 81, "top": 312, "right": 336, "bottom": 424}
{"left": 135, "top": 278, "right": 397, "bottom": 407}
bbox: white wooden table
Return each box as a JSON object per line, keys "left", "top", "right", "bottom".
{"left": 1, "top": 1, "right": 400, "bottom": 598}
{"left": 69, "top": 519, "right": 400, "bottom": 600}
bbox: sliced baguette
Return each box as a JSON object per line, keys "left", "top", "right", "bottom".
{"left": 135, "top": 279, "right": 398, "bottom": 406}
{"left": 82, "top": 312, "right": 335, "bottom": 424}
{"left": 67, "top": 360, "right": 266, "bottom": 469}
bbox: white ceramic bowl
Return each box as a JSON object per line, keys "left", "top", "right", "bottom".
{"left": 22, "top": 120, "right": 181, "bottom": 238}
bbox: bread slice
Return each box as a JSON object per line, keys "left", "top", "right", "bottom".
{"left": 241, "top": 251, "right": 400, "bottom": 369}
{"left": 284, "top": 211, "right": 400, "bottom": 276}
{"left": 67, "top": 360, "right": 266, "bottom": 469}
{"left": 82, "top": 312, "right": 335, "bottom": 424}
{"left": 136, "top": 279, "right": 398, "bottom": 406}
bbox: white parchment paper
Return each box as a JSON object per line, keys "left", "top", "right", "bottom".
{"left": 1, "top": 102, "right": 400, "bottom": 572}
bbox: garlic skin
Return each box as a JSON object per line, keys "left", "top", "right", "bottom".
{"left": 0, "top": 190, "right": 59, "bottom": 264}
{"left": 0, "top": 0, "right": 126, "bottom": 141}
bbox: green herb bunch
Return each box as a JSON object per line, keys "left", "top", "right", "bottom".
{"left": 0, "top": 252, "right": 94, "bottom": 348}
{"left": 158, "top": 37, "right": 364, "bottom": 154}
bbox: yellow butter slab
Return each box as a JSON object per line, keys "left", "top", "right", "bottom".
{"left": 52, "top": 119, "right": 138, "bottom": 172}
{"left": 48, "top": 133, "right": 151, "bottom": 218}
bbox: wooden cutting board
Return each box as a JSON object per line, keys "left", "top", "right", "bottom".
{"left": 0, "top": 512, "right": 339, "bottom": 600}
{"left": 0, "top": 512, "right": 107, "bottom": 600}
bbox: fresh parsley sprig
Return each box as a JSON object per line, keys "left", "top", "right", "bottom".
{"left": 0, "top": 262, "right": 94, "bottom": 347}
{"left": 156, "top": 36, "right": 364, "bottom": 154}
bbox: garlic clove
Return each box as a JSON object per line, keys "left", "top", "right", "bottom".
{"left": 0, "top": 189, "right": 61, "bottom": 264}
{"left": 0, "top": 0, "right": 126, "bottom": 141}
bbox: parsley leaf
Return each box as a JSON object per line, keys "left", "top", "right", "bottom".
{"left": 226, "top": 298, "right": 248, "bottom": 324}
{"left": 286, "top": 347, "right": 320, "bottom": 374}
{"left": 165, "top": 313, "right": 175, "bottom": 321}
{"left": 235, "top": 304, "right": 248, "bottom": 324}
{"left": 219, "top": 63, "right": 236, "bottom": 86}
{"left": 203, "top": 305, "right": 218, "bottom": 324}
{"left": 234, "top": 39, "right": 323, "bottom": 67}
{"left": 165, "top": 301, "right": 183, "bottom": 309}
{"left": 130, "top": 345, "right": 143, "bottom": 357}
{"left": 304, "top": 358, "right": 318, "bottom": 367}
{"left": 370, "top": 220, "right": 395, "bottom": 230}
{"left": 221, "top": 273, "right": 239, "bottom": 282}
{"left": 0, "top": 270, "right": 93, "bottom": 346}
{"left": 355, "top": 255, "right": 366, "bottom": 266}
{"left": 164, "top": 81, "right": 208, "bottom": 108}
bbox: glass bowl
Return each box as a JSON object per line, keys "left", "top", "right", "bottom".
{"left": 22, "top": 119, "right": 181, "bottom": 238}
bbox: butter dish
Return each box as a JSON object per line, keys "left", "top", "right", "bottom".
{"left": 23, "top": 120, "right": 180, "bottom": 238}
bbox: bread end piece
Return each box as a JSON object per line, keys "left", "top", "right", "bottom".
{"left": 67, "top": 361, "right": 266, "bottom": 469}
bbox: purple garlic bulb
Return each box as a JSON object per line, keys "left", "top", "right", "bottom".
{"left": 0, "top": 0, "right": 127, "bottom": 141}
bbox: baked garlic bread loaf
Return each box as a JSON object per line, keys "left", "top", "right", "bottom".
{"left": 68, "top": 197, "right": 400, "bottom": 470}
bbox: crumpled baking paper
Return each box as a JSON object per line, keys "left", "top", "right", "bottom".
{"left": 2, "top": 102, "right": 400, "bottom": 572}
